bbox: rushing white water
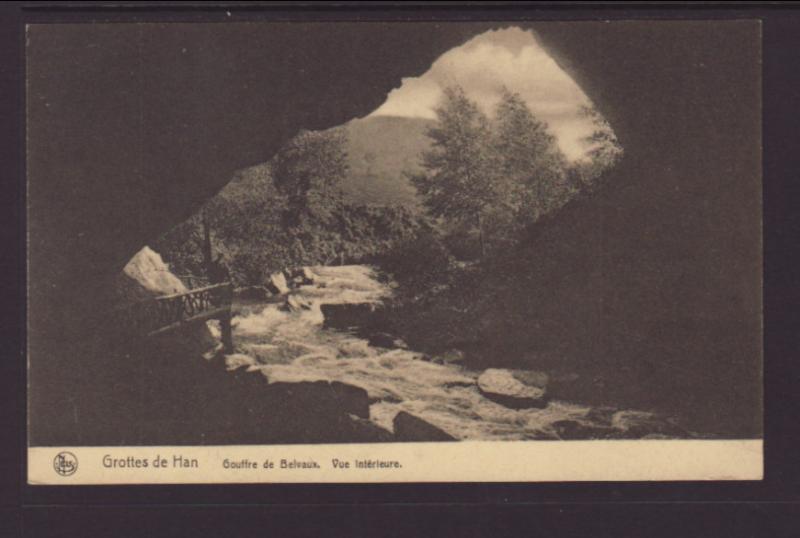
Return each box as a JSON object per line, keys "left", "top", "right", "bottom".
{"left": 225, "top": 265, "right": 672, "bottom": 441}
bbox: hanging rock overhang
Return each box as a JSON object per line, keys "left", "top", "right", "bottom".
{"left": 27, "top": 21, "right": 761, "bottom": 402}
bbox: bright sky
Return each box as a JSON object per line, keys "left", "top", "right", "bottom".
{"left": 370, "top": 27, "right": 599, "bottom": 161}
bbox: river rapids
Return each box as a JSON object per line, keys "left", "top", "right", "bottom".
{"left": 219, "top": 265, "right": 684, "bottom": 441}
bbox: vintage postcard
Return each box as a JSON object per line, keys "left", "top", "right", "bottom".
{"left": 26, "top": 19, "right": 762, "bottom": 484}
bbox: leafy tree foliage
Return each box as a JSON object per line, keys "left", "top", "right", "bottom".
{"left": 493, "top": 88, "right": 572, "bottom": 229}
{"left": 155, "top": 87, "right": 623, "bottom": 292}
{"left": 155, "top": 129, "right": 423, "bottom": 287}
{"left": 411, "top": 86, "right": 589, "bottom": 258}
{"left": 567, "top": 104, "right": 625, "bottom": 191}
{"left": 409, "top": 86, "right": 501, "bottom": 257}
{"left": 271, "top": 128, "right": 349, "bottom": 227}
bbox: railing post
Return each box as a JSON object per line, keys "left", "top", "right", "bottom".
{"left": 218, "top": 283, "right": 234, "bottom": 354}
{"left": 220, "top": 311, "right": 234, "bottom": 354}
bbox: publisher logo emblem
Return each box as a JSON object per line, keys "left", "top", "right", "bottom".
{"left": 53, "top": 451, "right": 78, "bottom": 476}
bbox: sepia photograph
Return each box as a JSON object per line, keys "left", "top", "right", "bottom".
{"left": 26, "top": 18, "right": 762, "bottom": 484}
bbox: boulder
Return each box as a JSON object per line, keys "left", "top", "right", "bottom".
{"left": 435, "top": 349, "right": 465, "bottom": 364}
{"left": 224, "top": 353, "right": 260, "bottom": 372}
{"left": 282, "top": 267, "right": 316, "bottom": 289}
{"left": 269, "top": 380, "right": 372, "bottom": 420}
{"left": 293, "top": 267, "right": 317, "bottom": 286}
{"left": 610, "top": 410, "right": 691, "bottom": 439}
{"left": 281, "top": 269, "right": 298, "bottom": 289}
{"left": 346, "top": 417, "right": 396, "bottom": 442}
{"left": 584, "top": 406, "right": 617, "bottom": 426}
{"left": 321, "top": 302, "right": 383, "bottom": 330}
{"left": 551, "top": 420, "right": 618, "bottom": 440}
{"left": 392, "top": 412, "right": 456, "bottom": 442}
{"left": 477, "top": 368, "right": 548, "bottom": 409}
{"left": 264, "top": 271, "right": 289, "bottom": 295}
{"left": 510, "top": 369, "right": 549, "bottom": 387}
{"left": 281, "top": 294, "right": 312, "bottom": 312}
{"left": 122, "top": 246, "right": 187, "bottom": 296}
{"left": 367, "top": 332, "right": 407, "bottom": 350}
{"left": 301, "top": 267, "right": 317, "bottom": 283}
{"left": 551, "top": 409, "right": 690, "bottom": 440}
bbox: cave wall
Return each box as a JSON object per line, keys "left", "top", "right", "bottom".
{"left": 27, "top": 21, "right": 761, "bottom": 316}
{"left": 532, "top": 20, "right": 761, "bottom": 325}
{"left": 520, "top": 21, "right": 762, "bottom": 435}
{"left": 26, "top": 21, "right": 499, "bottom": 350}
{"left": 27, "top": 20, "right": 761, "bottom": 436}
{"left": 26, "top": 22, "right": 494, "bottom": 296}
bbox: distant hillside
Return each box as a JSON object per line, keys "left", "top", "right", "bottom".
{"left": 338, "top": 115, "right": 434, "bottom": 209}
{"left": 220, "top": 116, "right": 433, "bottom": 210}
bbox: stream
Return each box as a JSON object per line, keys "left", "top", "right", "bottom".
{"left": 220, "top": 265, "right": 687, "bottom": 441}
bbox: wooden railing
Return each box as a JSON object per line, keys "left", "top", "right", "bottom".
{"left": 116, "top": 282, "right": 234, "bottom": 351}
{"left": 174, "top": 274, "right": 211, "bottom": 290}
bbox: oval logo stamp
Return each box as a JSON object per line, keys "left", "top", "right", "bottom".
{"left": 53, "top": 451, "right": 78, "bottom": 477}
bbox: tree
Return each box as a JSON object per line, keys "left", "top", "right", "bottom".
{"left": 569, "top": 104, "right": 624, "bottom": 191}
{"left": 271, "top": 127, "right": 350, "bottom": 227}
{"left": 410, "top": 86, "right": 500, "bottom": 258}
{"left": 493, "top": 88, "right": 571, "bottom": 227}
